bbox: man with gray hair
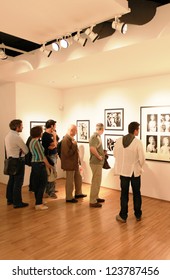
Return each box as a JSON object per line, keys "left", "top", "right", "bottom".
{"left": 89, "top": 123, "right": 105, "bottom": 208}
{"left": 61, "top": 124, "right": 87, "bottom": 203}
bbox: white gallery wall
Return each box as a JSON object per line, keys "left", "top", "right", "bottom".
{"left": 62, "top": 74, "right": 170, "bottom": 201}
{"left": 0, "top": 82, "right": 64, "bottom": 186}
{"left": 1, "top": 74, "right": 170, "bottom": 201}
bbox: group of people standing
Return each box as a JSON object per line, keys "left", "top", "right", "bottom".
{"left": 4, "top": 119, "right": 145, "bottom": 223}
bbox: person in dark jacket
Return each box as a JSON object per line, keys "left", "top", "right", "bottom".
{"left": 61, "top": 124, "right": 87, "bottom": 203}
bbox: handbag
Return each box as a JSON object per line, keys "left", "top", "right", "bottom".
{"left": 4, "top": 147, "right": 23, "bottom": 175}
{"left": 103, "top": 152, "right": 111, "bottom": 169}
{"left": 4, "top": 157, "right": 23, "bottom": 175}
{"left": 46, "top": 167, "right": 57, "bottom": 182}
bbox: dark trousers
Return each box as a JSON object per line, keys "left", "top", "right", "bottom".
{"left": 6, "top": 160, "right": 25, "bottom": 205}
{"left": 119, "top": 175, "right": 142, "bottom": 220}
{"left": 31, "top": 162, "right": 47, "bottom": 205}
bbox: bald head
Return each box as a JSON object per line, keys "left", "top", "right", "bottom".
{"left": 67, "top": 124, "right": 77, "bottom": 137}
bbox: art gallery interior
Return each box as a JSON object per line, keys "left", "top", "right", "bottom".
{"left": 0, "top": 0, "right": 170, "bottom": 260}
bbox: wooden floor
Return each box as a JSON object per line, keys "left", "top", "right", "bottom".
{"left": 0, "top": 178, "right": 170, "bottom": 260}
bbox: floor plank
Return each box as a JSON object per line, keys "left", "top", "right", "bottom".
{"left": 0, "top": 179, "right": 170, "bottom": 260}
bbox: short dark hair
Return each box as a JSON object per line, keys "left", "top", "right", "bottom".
{"left": 45, "top": 119, "right": 56, "bottom": 128}
{"left": 30, "top": 126, "right": 43, "bottom": 138}
{"left": 9, "top": 119, "right": 22, "bottom": 131}
{"left": 128, "top": 122, "right": 140, "bottom": 134}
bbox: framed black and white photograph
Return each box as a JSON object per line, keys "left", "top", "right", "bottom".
{"left": 30, "top": 121, "right": 46, "bottom": 131}
{"left": 76, "top": 120, "right": 90, "bottom": 143}
{"left": 104, "top": 108, "right": 124, "bottom": 130}
{"left": 104, "top": 134, "right": 122, "bottom": 156}
{"left": 140, "top": 106, "right": 170, "bottom": 162}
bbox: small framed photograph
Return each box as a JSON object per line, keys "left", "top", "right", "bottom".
{"left": 104, "top": 134, "right": 123, "bottom": 155}
{"left": 140, "top": 105, "right": 170, "bottom": 162}
{"left": 76, "top": 120, "right": 90, "bottom": 143}
{"left": 104, "top": 108, "right": 124, "bottom": 130}
{"left": 30, "top": 121, "right": 46, "bottom": 131}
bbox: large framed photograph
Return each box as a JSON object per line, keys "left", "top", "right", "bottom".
{"left": 76, "top": 120, "right": 90, "bottom": 143}
{"left": 104, "top": 134, "right": 123, "bottom": 156}
{"left": 140, "top": 106, "right": 170, "bottom": 162}
{"left": 30, "top": 121, "right": 46, "bottom": 131}
{"left": 104, "top": 108, "right": 124, "bottom": 130}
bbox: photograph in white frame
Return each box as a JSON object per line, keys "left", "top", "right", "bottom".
{"left": 140, "top": 106, "right": 170, "bottom": 162}
{"left": 104, "top": 134, "right": 123, "bottom": 156}
{"left": 104, "top": 108, "right": 124, "bottom": 130}
{"left": 76, "top": 120, "right": 90, "bottom": 143}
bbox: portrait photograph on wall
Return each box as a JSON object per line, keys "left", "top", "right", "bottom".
{"left": 30, "top": 121, "right": 46, "bottom": 131}
{"left": 104, "top": 134, "right": 122, "bottom": 156}
{"left": 76, "top": 120, "right": 90, "bottom": 143}
{"left": 140, "top": 106, "right": 170, "bottom": 162}
{"left": 104, "top": 108, "right": 124, "bottom": 130}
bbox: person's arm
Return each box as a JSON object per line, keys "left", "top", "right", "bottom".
{"left": 18, "top": 137, "right": 29, "bottom": 155}
{"left": 36, "top": 141, "right": 53, "bottom": 169}
{"left": 138, "top": 141, "right": 145, "bottom": 167}
{"left": 90, "top": 146, "right": 103, "bottom": 161}
{"left": 48, "top": 131, "right": 57, "bottom": 150}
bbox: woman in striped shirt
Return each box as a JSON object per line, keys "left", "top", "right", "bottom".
{"left": 29, "top": 126, "right": 53, "bottom": 210}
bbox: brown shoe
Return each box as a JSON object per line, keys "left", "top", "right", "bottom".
{"left": 89, "top": 203, "right": 102, "bottom": 208}
{"left": 116, "top": 214, "right": 126, "bottom": 223}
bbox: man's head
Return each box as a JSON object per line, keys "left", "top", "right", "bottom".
{"left": 96, "top": 123, "right": 104, "bottom": 135}
{"left": 67, "top": 124, "right": 77, "bottom": 137}
{"left": 9, "top": 119, "right": 23, "bottom": 132}
{"left": 128, "top": 122, "right": 140, "bottom": 136}
{"left": 45, "top": 119, "right": 56, "bottom": 132}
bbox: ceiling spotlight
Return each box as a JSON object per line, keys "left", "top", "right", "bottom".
{"left": 60, "top": 38, "right": 69, "bottom": 49}
{"left": 112, "top": 17, "right": 127, "bottom": 34}
{"left": 73, "top": 32, "right": 87, "bottom": 47}
{"left": 52, "top": 41, "right": 60, "bottom": 52}
{"left": 0, "top": 44, "right": 8, "bottom": 60}
{"left": 40, "top": 43, "right": 52, "bottom": 57}
{"left": 85, "top": 26, "right": 99, "bottom": 43}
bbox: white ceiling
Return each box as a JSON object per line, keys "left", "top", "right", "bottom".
{"left": 1, "top": 1, "right": 170, "bottom": 89}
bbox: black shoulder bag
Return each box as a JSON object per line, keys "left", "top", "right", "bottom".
{"left": 4, "top": 147, "right": 23, "bottom": 176}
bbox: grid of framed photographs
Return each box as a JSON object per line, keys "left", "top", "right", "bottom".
{"left": 140, "top": 106, "right": 170, "bottom": 162}
{"left": 104, "top": 108, "right": 124, "bottom": 155}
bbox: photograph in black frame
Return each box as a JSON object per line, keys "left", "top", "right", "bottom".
{"left": 140, "top": 105, "right": 170, "bottom": 162}
{"left": 104, "top": 108, "right": 124, "bottom": 130}
{"left": 30, "top": 121, "right": 46, "bottom": 131}
{"left": 104, "top": 134, "right": 123, "bottom": 156}
{"left": 76, "top": 120, "right": 90, "bottom": 143}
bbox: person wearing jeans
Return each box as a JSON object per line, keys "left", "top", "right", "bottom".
{"left": 119, "top": 174, "right": 142, "bottom": 221}
{"left": 5, "top": 119, "right": 29, "bottom": 208}
{"left": 114, "top": 121, "right": 145, "bottom": 222}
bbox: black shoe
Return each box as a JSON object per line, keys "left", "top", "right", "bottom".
{"left": 97, "top": 198, "right": 105, "bottom": 203}
{"left": 13, "top": 202, "right": 29, "bottom": 208}
{"left": 66, "top": 198, "right": 78, "bottom": 203}
{"left": 75, "top": 194, "right": 87, "bottom": 198}
{"left": 7, "top": 201, "right": 13, "bottom": 205}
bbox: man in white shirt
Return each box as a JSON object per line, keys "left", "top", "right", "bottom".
{"left": 114, "top": 122, "right": 145, "bottom": 222}
{"left": 5, "top": 119, "right": 29, "bottom": 208}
